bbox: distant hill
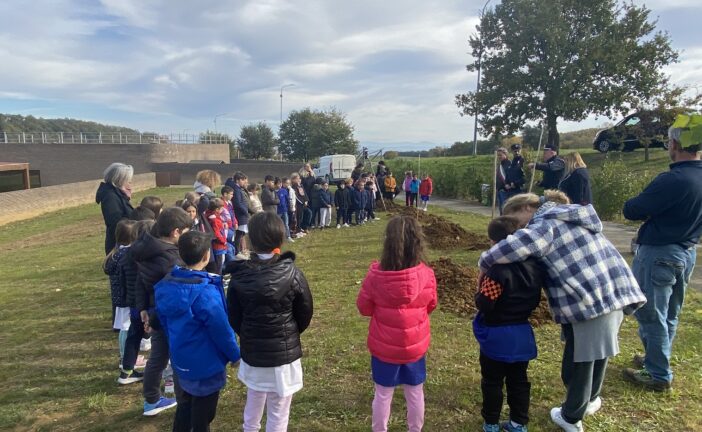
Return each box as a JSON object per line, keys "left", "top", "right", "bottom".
{"left": 559, "top": 127, "right": 602, "bottom": 149}
{"left": 0, "top": 114, "right": 138, "bottom": 134}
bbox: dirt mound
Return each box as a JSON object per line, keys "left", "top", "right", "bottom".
{"left": 423, "top": 220, "right": 491, "bottom": 250}
{"left": 429, "top": 257, "right": 552, "bottom": 326}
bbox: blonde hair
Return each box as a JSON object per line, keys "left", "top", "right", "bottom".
{"left": 503, "top": 190, "right": 570, "bottom": 215}
{"left": 195, "top": 170, "right": 221, "bottom": 190}
{"left": 562, "top": 152, "right": 586, "bottom": 176}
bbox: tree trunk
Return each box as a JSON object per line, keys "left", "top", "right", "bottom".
{"left": 546, "top": 114, "right": 560, "bottom": 149}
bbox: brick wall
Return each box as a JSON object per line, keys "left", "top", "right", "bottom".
{"left": 152, "top": 161, "right": 306, "bottom": 185}
{"left": 0, "top": 173, "right": 155, "bottom": 226}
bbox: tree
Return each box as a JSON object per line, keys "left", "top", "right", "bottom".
{"left": 236, "top": 122, "right": 276, "bottom": 160}
{"left": 383, "top": 151, "right": 399, "bottom": 159}
{"left": 278, "top": 108, "right": 359, "bottom": 161}
{"left": 520, "top": 125, "right": 543, "bottom": 150}
{"left": 456, "top": 0, "right": 678, "bottom": 148}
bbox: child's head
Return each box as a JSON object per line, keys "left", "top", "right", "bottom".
{"left": 178, "top": 231, "right": 212, "bottom": 270}
{"left": 423, "top": 173, "right": 429, "bottom": 180}
{"left": 140, "top": 196, "right": 163, "bottom": 217}
{"left": 248, "top": 212, "right": 285, "bottom": 253}
{"left": 345, "top": 178, "right": 353, "bottom": 186}
{"left": 233, "top": 171, "right": 248, "bottom": 186}
{"left": 152, "top": 207, "right": 192, "bottom": 241}
{"left": 181, "top": 200, "right": 198, "bottom": 221}
{"left": 273, "top": 177, "right": 281, "bottom": 189}
{"left": 208, "top": 197, "right": 224, "bottom": 213}
{"left": 247, "top": 182, "right": 260, "bottom": 193}
{"left": 221, "top": 185, "right": 234, "bottom": 202}
{"left": 184, "top": 191, "right": 200, "bottom": 205}
{"left": 282, "top": 177, "right": 290, "bottom": 188}
{"left": 365, "top": 181, "right": 372, "bottom": 189}
{"left": 133, "top": 219, "right": 155, "bottom": 238}
{"left": 114, "top": 219, "right": 137, "bottom": 248}
{"left": 380, "top": 215, "right": 426, "bottom": 271}
{"left": 413, "top": 174, "right": 418, "bottom": 179}
{"left": 338, "top": 180, "right": 345, "bottom": 189}
{"left": 322, "top": 181, "right": 329, "bottom": 190}
{"left": 131, "top": 206, "right": 156, "bottom": 221}
{"left": 264, "top": 175, "right": 274, "bottom": 188}
{"left": 487, "top": 216, "right": 522, "bottom": 245}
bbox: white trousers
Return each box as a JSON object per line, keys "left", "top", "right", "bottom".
{"left": 320, "top": 207, "right": 331, "bottom": 226}
{"left": 243, "top": 388, "right": 293, "bottom": 432}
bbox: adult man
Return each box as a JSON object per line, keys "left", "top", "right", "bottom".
{"left": 495, "top": 147, "right": 512, "bottom": 213}
{"left": 528, "top": 146, "right": 565, "bottom": 190}
{"left": 622, "top": 115, "right": 702, "bottom": 391}
{"left": 506, "top": 144, "right": 526, "bottom": 194}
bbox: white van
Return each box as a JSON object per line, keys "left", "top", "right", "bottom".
{"left": 313, "top": 154, "right": 357, "bottom": 183}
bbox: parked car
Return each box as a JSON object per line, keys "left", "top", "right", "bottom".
{"left": 593, "top": 110, "right": 669, "bottom": 153}
{"left": 313, "top": 154, "right": 357, "bottom": 183}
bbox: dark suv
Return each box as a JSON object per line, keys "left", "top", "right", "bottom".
{"left": 593, "top": 110, "right": 669, "bottom": 153}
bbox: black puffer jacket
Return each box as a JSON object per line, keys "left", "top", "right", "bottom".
{"left": 96, "top": 182, "right": 134, "bottom": 254}
{"left": 121, "top": 248, "right": 140, "bottom": 308}
{"left": 226, "top": 252, "right": 313, "bottom": 367}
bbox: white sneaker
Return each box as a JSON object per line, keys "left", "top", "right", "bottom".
{"left": 343, "top": 223, "right": 349, "bottom": 227}
{"left": 287, "top": 237, "right": 295, "bottom": 243}
{"left": 550, "top": 407, "right": 583, "bottom": 432}
{"left": 337, "top": 224, "right": 341, "bottom": 229}
{"left": 374, "top": 217, "right": 380, "bottom": 220}
{"left": 140, "top": 338, "right": 151, "bottom": 352}
{"left": 584, "top": 396, "right": 602, "bottom": 416}
{"left": 294, "top": 232, "right": 304, "bottom": 238}
{"left": 422, "top": 208, "right": 427, "bottom": 212}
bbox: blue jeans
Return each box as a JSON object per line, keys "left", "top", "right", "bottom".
{"left": 632, "top": 243, "right": 696, "bottom": 383}
{"left": 279, "top": 212, "right": 291, "bottom": 239}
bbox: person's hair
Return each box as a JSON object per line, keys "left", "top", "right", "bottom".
{"left": 184, "top": 191, "right": 200, "bottom": 205}
{"left": 264, "top": 175, "right": 274, "bottom": 182}
{"left": 496, "top": 147, "right": 508, "bottom": 155}
{"left": 544, "top": 189, "right": 570, "bottom": 204}
{"left": 380, "top": 215, "right": 426, "bottom": 271}
{"left": 379, "top": 160, "right": 385, "bottom": 165}
{"left": 131, "top": 206, "right": 156, "bottom": 221}
{"left": 103, "top": 163, "right": 134, "bottom": 187}
{"left": 208, "top": 197, "right": 224, "bottom": 211}
{"left": 247, "top": 182, "right": 260, "bottom": 193}
{"left": 103, "top": 219, "right": 137, "bottom": 270}
{"left": 345, "top": 178, "right": 353, "bottom": 185}
{"left": 365, "top": 181, "right": 373, "bottom": 187}
{"left": 133, "top": 219, "right": 155, "bottom": 238}
{"left": 195, "top": 170, "right": 221, "bottom": 190}
{"left": 281, "top": 177, "right": 289, "bottom": 184}
{"left": 355, "top": 163, "right": 364, "bottom": 169}
{"left": 487, "top": 216, "right": 522, "bottom": 242}
{"left": 503, "top": 190, "right": 570, "bottom": 215}
{"left": 248, "top": 212, "right": 285, "bottom": 253}
{"left": 274, "top": 177, "right": 281, "bottom": 185}
{"left": 562, "top": 152, "right": 587, "bottom": 175}
{"left": 337, "top": 180, "right": 345, "bottom": 187}
{"left": 220, "top": 185, "right": 234, "bottom": 196}
{"left": 152, "top": 207, "right": 192, "bottom": 238}
{"left": 233, "top": 171, "right": 247, "bottom": 182}
{"left": 178, "top": 231, "right": 213, "bottom": 266}
{"left": 668, "top": 126, "right": 701, "bottom": 153}
{"left": 181, "top": 200, "right": 197, "bottom": 212}
{"left": 290, "top": 173, "right": 300, "bottom": 180}
{"left": 140, "top": 196, "right": 163, "bottom": 217}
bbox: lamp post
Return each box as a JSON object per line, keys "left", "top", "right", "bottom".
{"left": 214, "top": 113, "right": 228, "bottom": 132}
{"left": 280, "top": 84, "right": 295, "bottom": 124}
{"left": 473, "top": 0, "right": 492, "bottom": 156}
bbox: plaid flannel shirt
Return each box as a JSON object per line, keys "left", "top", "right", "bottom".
{"left": 479, "top": 203, "right": 646, "bottom": 324}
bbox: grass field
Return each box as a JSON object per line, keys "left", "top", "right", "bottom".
{"left": 1, "top": 186, "right": 701, "bottom": 431}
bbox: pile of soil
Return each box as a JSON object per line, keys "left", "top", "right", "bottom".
{"left": 429, "top": 257, "right": 553, "bottom": 327}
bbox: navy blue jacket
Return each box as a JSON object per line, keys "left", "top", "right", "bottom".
{"left": 309, "top": 184, "right": 322, "bottom": 209}
{"left": 352, "top": 187, "right": 365, "bottom": 210}
{"left": 506, "top": 155, "right": 525, "bottom": 191}
{"left": 624, "top": 160, "right": 702, "bottom": 248}
{"left": 558, "top": 168, "right": 592, "bottom": 205}
{"left": 364, "top": 187, "right": 375, "bottom": 210}
{"left": 320, "top": 189, "right": 333, "bottom": 207}
{"left": 96, "top": 182, "right": 134, "bottom": 254}
{"left": 536, "top": 155, "right": 565, "bottom": 190}
{"left": 104, "top": 246, "right": 130, "bottom": 308}
{"left": 155, "top": 267, "right": 240, "bottom": 385}
{"left": 335, "top": 187, "right": 351, "bottom": 209}
{"left": 231, "top": 183, "right": 250, "bottom": 226}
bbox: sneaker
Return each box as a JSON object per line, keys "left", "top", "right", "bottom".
{"left": 422, "top": 208, "right": 427, "bottom": 212}
{"left": 343, "top": 223, "right": 349, "bottom": 227}
{"left": 337, "top": 224, "right": 341, "bottom": 229}
{"left": 117, "top": 369, "right": 144, "bottom": 385}
{"left": 164, "top": 377, "right": 175, "bottom": 396}
{"left": 501, "top": 421, "right": 527, "bottom": 432}
{"left": 287, "top": 237, "right": 295, "bottom": 243}
{"left": 584, "top": 396, "right": 602, "bottom": 416}
{"left": 483, "top": 423, "right": 500, "bottom": 432}
{"left": 235, "top": 252, "right": 250, "bottom": 260}
{"left": 135, "top": 355, "right": 147, "bottom": 369}
{"left": 632, "top": 353, "right": 645, "bottom": 369}
{"left": 622, "top": 368, "right": 671, "bottom": 392}
{"left": 140, "top": 338, "right": 151, "bottom": 352}
{"left": 550, "top": 407, "right": 583, "bottom": 432}
{"left": 374, "top": 217, "right": 380, "bottom": 220}
{"left": 294, "top": 232, "right": 304, "bottom": 238}
{"left": 143, "top": 397, "right": 177, "bottom": 417}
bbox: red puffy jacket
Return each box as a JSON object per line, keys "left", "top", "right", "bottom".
{"left": 419, "top": 178, "right": 433, "bottom": 196}
{"left": 357, "top": 261, "right": 438, "bottom": 364}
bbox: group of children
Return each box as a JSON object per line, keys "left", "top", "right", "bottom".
{"left": 401, "top": 171, "right": 433, "bottom": 211}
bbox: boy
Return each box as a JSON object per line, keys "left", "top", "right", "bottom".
{"left": 335, "top": 180, "right": 350, "bottom": 229}
{"left": 260, "top": 175, "right": 280, "bottom": 214}
{"left": 364, "top": 181, "right": 378, "bottom": 221}
{"left": 409, "top": 174, "right": 421, "bottom": 208}
{"left": 352, "top": 180, "right": 367, "bottom": 225}
{"left": 140, "top": 196, "right": 164, "bottom": 218}
{"left": 276, "top": 177, "right": 293, "bottom": 242}
{"left": 131, "top": 207, "right": 192, "bottom": 417}
{"left": 226, "top": 172, "right": 250, "bottom": 257}
{"left": 319, "top": 181, "right": 333, "bottom": 228}
{"left": 344, "top": 178, "right": 354, "bottom": 227}
{"left": 220, "top": 185, "right": 238, "bottom": 261}
{"left": 473, "top": 216, "right": 544, "bottom": 432}
{"left": 155, "top": 231, "right": 241, "bottom": 432}
{"left": 419, "top": 174, "right": 433, "bottom": 212}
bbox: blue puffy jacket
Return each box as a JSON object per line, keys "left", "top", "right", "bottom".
{"left": 155, "top": 267, "right": 240, "bottom": 382}
{"left": 277, "top": 187, "right": 289, "bottom": 215}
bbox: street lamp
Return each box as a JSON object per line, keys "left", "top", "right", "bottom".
{"left": 473, "top": 0, "right": 492, "bottom": 156}
{"left": 280, "top": 84, "right": 295, "bottom": 124}
{"left": 214, "top": 113, "right": 229, "bottom": 132}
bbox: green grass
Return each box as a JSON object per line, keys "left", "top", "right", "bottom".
{"left": 1, "top": 188, "right": 701, "bottom": 431}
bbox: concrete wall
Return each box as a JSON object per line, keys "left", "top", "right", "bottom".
{"left": 1, "top": 143, "right": 229, "bottom": 186}
{"left": 0, "top": 173, "right": 156, "bottom": 226}
{"left": 152, "top": 161, "right": 306, "bottom": 185}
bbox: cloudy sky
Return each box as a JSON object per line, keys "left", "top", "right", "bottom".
{"left": 0, "top": 0, "right": 700, "bottom": 151}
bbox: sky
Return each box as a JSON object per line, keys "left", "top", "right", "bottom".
{"left": 0, "top": 0, "right": 700, "bottom": 152}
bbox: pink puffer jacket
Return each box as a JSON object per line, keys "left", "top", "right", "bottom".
{"left": 357, "top": 261, "right": 437, "bottom": 364}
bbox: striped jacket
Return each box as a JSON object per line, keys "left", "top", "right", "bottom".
{"left": 479, "top": 203, "right": 646, "bottom": 324}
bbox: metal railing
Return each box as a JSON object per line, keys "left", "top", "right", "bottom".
{"left": 0, "top": 132, "right": 231, "bottom": 145}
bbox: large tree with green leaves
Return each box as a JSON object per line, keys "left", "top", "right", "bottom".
{"left": 236, "top": 122, "right": 276, "bottom": 159}
{"left": 278, "top": 108, "right": 359, "bottom": 161}
{"left": 456, "top": 0, "right": 678, "bottom": 147}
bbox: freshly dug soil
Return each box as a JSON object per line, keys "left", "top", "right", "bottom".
{"left": 429, "top": 257, "right": 553, "bottom": 327}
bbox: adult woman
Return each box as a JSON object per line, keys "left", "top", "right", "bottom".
{"left": 482, "top": 192, "right": 646, "bottom": 432}
{"left": 96, "top": 163, "right": 134, "bottom": 254}
{"left": 193, "top": 169, "right": 221, "bottom": 216}
{"left": 558, "top": 152, "right": 592, "bottom": 206}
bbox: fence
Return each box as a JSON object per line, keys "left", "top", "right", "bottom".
{"left": 0, "top": 132, "right": 230, "bottom": 145}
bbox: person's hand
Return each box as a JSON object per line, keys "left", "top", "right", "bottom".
{"left": 234, "top": 224, "right": 239, "bottom": 230}
{"left": 140, "top": 310, "right": 151, "bottom": 333}
{"left": 505, "top": 184, "right": 511, "bottom": 190}
{"left": 528, "top": 163, "right": 535, "bottom": 169}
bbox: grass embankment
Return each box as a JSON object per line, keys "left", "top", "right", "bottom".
{"left": 1, "top": 187, "right": 701, "bottom": 431}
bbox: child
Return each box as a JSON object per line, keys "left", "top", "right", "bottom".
{"left": 155, "top": 231, "right": 241, "bottom": 432}
{"left": 309, "top": 182, "right": 322, "bottom": 228}
{"left": 344, "top": 178, "right": 354, "bottom": 227}
{"left": 260, "top": 175, "right": 280, "bottom": 214}
{"left": 384, "top": 171, "right": 397, "bottom": 200}
{"left": 419, "top": 174, "right": 433, "bottom": 212}
{"left": 409, "top": 174, "right": 421, "bottom": 208}
{"left": 403, "top": 172, "right": 413, "bottom": 206}
{"left": 335, "top": 180, "right": 350, "bottom": 229}
{"left": 247, "top": 183, "right": 263, "bottom": 214}
{"left": 319, "top": 181, "right": 333, "bottom": 228}
{"left": 473, "top": 216, "right": 544, "bottom": 432}
{"left": 204, "top": 198, "right": 228, "bottom": 274}
{"left": 220, "top": 185, "right": 239, "bottom": 261}
{"left": 357, "top": 215, "right": 437, "bottom": 432}
{"left": 131, "top": 206, "right": 156, "bottom": 221}
{"left": 353, "top": 180, "right": 367, "bottom": 225}
{"left": 140, "top": 196, "right": 164, "bottom": 218}
{"left": 364, "top": 181, "right": 379, "bottom": 221}
{"left": 131, "top": 207, "right": 192, "bottom": 416}
{"left": 226, "top": 212, "right": 314, "bottom": 432}
{"left": 228, "top": 172, "right": 250, "bottom": 254}
{"left": 103, "top": 219, "right": 137, "bottom": 370}
{"left": 277, "top": 177, "right": 294, "bottom": 242}
{"left": 181, "top": 200, "right": 201, "bottom": 232}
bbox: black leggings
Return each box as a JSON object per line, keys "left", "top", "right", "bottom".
{"left": 122, "top": 313, "right": 144, "bottom": 371}
{"left": 480, "top": 352, "right": 530, "bottom": 425}
{"left": 173, "top": 390, "right": 220, "bottom": 432}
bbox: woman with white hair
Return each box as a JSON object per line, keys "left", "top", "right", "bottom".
{"left": 96, "top": 162, "right": 134, "bottom": 254}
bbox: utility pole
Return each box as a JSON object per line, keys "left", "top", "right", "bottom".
{"left": 473, "top": 0, "right": 492, "bottom": 156}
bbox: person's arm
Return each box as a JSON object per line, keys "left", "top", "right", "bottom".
{"left": 356, "top": 272, "right": 375, "bottom": 316}
{"left": 292, "top": 269, "right": 314, "bottom": 334}
{"left": 474, "top": 267, "right": 505, "bottom": 314}
{"left": 101, "top": 193, "right": 126, "bottom": 244}
{"left": 478, "top": 223, "right": 554, "bottom": 272}
{"left": 226, "top": 284, "right": 243, "bottom": 334}
{"left": 195, "top": 290, "right": 241, "bottom": 363}
{"left": 234, "top": 189, "right": 248, "bottom": 218}
{"left": 426, "top": 271, "right": 438, "bottom": 314}
{"left": 209, "top": 217, "right": 227, "bottom": 246}
{"left": 623, "top": 172, "right": 678, "bottom": 221}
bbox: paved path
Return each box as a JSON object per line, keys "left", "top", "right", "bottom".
{"left": 424, "top": 196, "right": 701, "bottom": 291}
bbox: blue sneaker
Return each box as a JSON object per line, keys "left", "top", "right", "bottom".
{"left": 483, "top": 423, "right": 500, "bottom": 432}
{"left": 501, "top": 421, "right": 527, "bottom": 432}
{"left": 143, "top": 397, "right": 177, "bottom": 416}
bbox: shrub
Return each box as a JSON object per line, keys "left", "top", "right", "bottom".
{"left": 591, "top": 156, "right": 652, "bottom": 220}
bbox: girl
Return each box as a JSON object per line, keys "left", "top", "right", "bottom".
{"left": 103, "top": 219, "right": 137, "bottom": 371}
{"left": 247, "top": 183, "right": 263, "bottom": 214}
{"left": 204, "top": 198, "right": 228, "bottom": 274}
{"left": 558, "top": 152, "right": 592, "bottom": 206}
{"left": 357, "top": 215, "right": 437, "bottom": 432}
{"left": 227, "top": 212, "right": 314, "bottom": 432}
{"left": 181, "top": 200, "right": 201, "bottom": 232}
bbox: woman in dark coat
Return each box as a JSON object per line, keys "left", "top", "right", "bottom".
{"left": 96, "top": 163, "right": 134, "bottom": 254}
{"left": 558, "top": 152, "right": 592, "bottom": 205}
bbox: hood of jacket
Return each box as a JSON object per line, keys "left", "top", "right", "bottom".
{"left": 156, "top": 267, "right": 222, "bottom": 318}
{"left": 532, "top": 202, "right": 602, "bottom": 234}
{"left": 364, "top": 261, "right": 431, "bottom": 306}
{"left": 95, "top": 182, "right": 123, "bottom": 204}
{"left": 130, "top": 231, "right": 179, "bottom": 262}
{"left": 225, "top": 252, "right": 297, "bottom": 302}
{"left": 193, "top": 181, "right": 211, "bottom": 194}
